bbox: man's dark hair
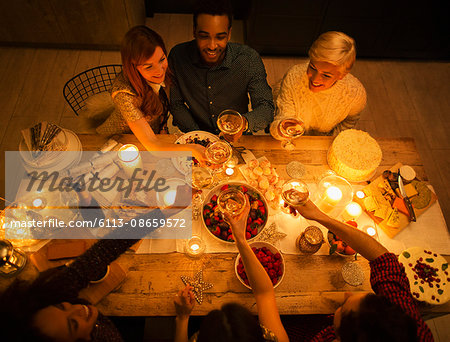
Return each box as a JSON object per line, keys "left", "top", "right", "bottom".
{"left": 338, "top": 294, "right": 418, "bottom": 342}
{"left": 193, "top": 0, "right": 233, "bottom": 30}
{"left": 197, "top": 303, "right": 265, "bottom": 342}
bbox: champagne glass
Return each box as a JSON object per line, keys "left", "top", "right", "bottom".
{"left": 280, "top": 179, "right": 309, "bottom": 214}
{"left": 217, "top": 109, "right": 244, "bottom": 143}
{"left": 217, "top": 188, "right": 246, "bottom": 217}
{"left": 185, "top": 165, "right": 213, "bottom": 219}
{"left": 270, "top": 117, "right": 305, "bottom": 150}
{"left": 205, "top": 140, "right": 232, "bottom": 174}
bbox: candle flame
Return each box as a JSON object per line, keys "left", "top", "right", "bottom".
{"left": 346, "top": 202, "right": 362, "bottom": 217}
{"left": 164, "top": 190, "right": 177, "bottom": 206}
{"left": 356, "top": 191, "right": 365, "bottom": 199}
{"left": 367, "top": 227, "right": 376, "bottom": 236}
{"left": 191, "top": 243, "right": 200, "bottom": 251}
{"left": 33, "top": 198, "right": 43, "bottom": 207}
{"left": 118, "top": 144, "right": 140, "bottom": 162}
{"left": 225, "top": 167, "right": 234, "bottom": 176}
{"left": 326, "top": 186, "right": 342, "bottom": 201}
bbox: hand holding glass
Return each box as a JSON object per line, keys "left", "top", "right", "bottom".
{"left": 270, "top": 117, "right": 305, "bottom": 150}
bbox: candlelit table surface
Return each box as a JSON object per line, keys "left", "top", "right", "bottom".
{"left": 67, "top": 134, "right": 450, "bottom": 318}
{"left": 2, "top": 135, "right": 448, "bottom": 317}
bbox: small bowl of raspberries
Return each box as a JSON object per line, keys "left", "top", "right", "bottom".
{"left": 235, "top": 242, "right": 285, "bottom": 289}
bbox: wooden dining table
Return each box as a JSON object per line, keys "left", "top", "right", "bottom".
{"left": 73, "top": 133, "right": 449, "bottom": 318}
{"left": 1, "top": 134, "right": 448, "bottom": 319}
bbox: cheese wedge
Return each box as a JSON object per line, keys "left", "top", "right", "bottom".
{"left": 404, "top": 183, "right": 418, "bottom": 198}
{"left": 374, "top": 205, "right": 390, "bottom": 220}
{"left": 364, "top": 196, "right": 379, "bottom": 212}
{"left": 393, "top": 197, "right": 410, "bottom": 217}
{"left": 386, "top": 208, "right": 400, "bottom": 228}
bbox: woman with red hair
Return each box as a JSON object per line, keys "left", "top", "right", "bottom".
{"left": 97, "top": 26, "right": 205, "bottom": 161}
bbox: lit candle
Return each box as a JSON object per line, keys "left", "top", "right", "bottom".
{"left": 163, "top": 189, "right": 177, "bottom": 206}
{"left": 226, "top": 155, "right": 238, "bottom": 168}
{"left": 118, "top": 144, "right": 143, "bottom": 177}
{"left": 366, "top": 226, "right": 377, "bottom": 236}
{"left": 342, "top": 202, "right": 362, "bottom": 221}
{"left": 225, "top": 167, "right": 234, "bottom": 176}
{"left": 356, "top": 191, "right": 365, "bottom": 199}
{"left": 318, "top": 186, "right": 342, "bottom": 213}
{"left": 185, "top": 236, "right": 205, "bottom": 258}
{"left": 32, "top": 197, "right": 46, "bottom": 210}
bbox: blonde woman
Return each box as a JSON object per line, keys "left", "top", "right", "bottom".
{"left": 273, "top": 31, "right": 366, "bottom": 136}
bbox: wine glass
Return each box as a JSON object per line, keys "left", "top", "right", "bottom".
{"left": 217, "top": 188, "right": 246, "bottom": 217}
{"left": 270, "top": 117, "right": 305, "bottom": 150}
{"left": 280, "top": 179, "right": 309, "bottom": 214}
{"left": 185, "top": 165, "right": 213, "bottom": 219}
{"left": 205, "top": 140, "right": 232, "bottom": 174}
{"left": 217, "top": 109, "right": 244, "bottom": 143}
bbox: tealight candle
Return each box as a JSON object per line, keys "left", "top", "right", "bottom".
{"left": 342, "top": 202, "right": 362, "bottom": 221}
{"left": 185, "top": 236, "right": 205, "bottom": 258}
{"left": 318, "top": 186, "right": 342, "bottom": 213}
{"left": 118, "top": 144, "right": 143, "bottom": 177}
{"left": 32, "top": 197, "right": 46, "bottom": 210}
{"left": 356, "top": 191, "right": 365, "bottom": 199}
{"left": 225, "top": 167, "right": 234, "bottom": 176}
{"left": 366, "top": 226, "right": 377, "bottom": 236}
{"left": 163, "top": 189, "right": 177, "bottom": 206}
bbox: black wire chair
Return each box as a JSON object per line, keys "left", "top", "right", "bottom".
{"left": 63, "top": 64, "right": 122, "bottom": 116}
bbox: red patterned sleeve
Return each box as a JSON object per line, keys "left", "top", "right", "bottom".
{"left": 309, "top": 325, "right": 336, "bottom": 342}
{"left": 370, "top": 253, "right": 434, "bottom": 342}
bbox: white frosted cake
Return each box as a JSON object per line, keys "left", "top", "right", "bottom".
{"left": 328, "top": 129, "right": 382, "bottom": 182}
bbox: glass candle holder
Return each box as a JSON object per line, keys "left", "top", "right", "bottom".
{"left": 0, "top": 239, "right": 27, "bottom": 278}
{"left": 185, "top": 236, "right": 206, "bottom": 258}
{"left": 314, "top": 173, "right": 353, "bottom": 217}
{"left": 118, "top": 144, "right": 143, "bottom": 177}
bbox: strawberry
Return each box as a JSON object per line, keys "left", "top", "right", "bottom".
{"left": 344, "top": 246, "right": 356, "bottom": 255}
{"left": 205, "top": 218, "right": 211, "bottom": 226}
{"left": 220, "top": 184, "right": 229, "bottom": 191}
{"left": 346, "top": 220, "right": 358, "bottom": 228}
{"left": 251, "top": 228, "right": 258, "bottom": 236}
{"left": 211, "top": 194, "right": 218, "bottom": 202}
{"left": 246, "top": 232, "right": 251, "bottom": 239}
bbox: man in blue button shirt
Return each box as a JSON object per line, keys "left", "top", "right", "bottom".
{"left": 168, "top": 0, "right": 274, "bottom": 136}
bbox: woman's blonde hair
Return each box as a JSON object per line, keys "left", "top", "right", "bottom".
{"left": 308, "top": 31, "right": 356, "bottom": 73}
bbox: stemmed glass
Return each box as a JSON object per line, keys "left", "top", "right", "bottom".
{"left": 217, "top": 188, "right": 246, "bottom": 217}
{"left": 185, "top": 165, "right": 213, "bottom": 220}
{"left": 270, "top": 117, "right": 305, "bottom": 150}
{"left": 217, "top": 109, "right": 244, "bottom": 143}
{"left": 280, "top": 179, "right": 309, "bottom": 214}
{"left": 205, "top": 140, "right": 232, "bottom": 174}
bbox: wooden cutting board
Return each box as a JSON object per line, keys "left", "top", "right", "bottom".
{"left": 354, "top": 163, "right": 437, "bottom": 238}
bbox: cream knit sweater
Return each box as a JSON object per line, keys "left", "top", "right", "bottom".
{"left": 274, "top": 63, "right": 366, "bottom": 136}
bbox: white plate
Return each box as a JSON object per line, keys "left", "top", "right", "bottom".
{"left": 22, "top": 129, "right": 82, "bottom": 175}
{"left": 172, "top": 131, "right": 219, "bottom": 174}
{"left": 398, "top": 247, "right": 449, "bottom": 304}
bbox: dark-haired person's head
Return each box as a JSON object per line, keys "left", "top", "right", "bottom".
{"left": 193, "top": 0, "right": 233, "bottom": 66}
{"left": 0, "top": 271, "right": 99, "bottom": 342}
{"left": 334, "top": 293, "right": 418, "bottom": 342}
{"left": 197, "top": 303, "right": 265, "bottom": 342}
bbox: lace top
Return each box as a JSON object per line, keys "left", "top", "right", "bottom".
{"left": 275, "top": 63, "right": 366, "bottom": 136}
{"left": 96, "top": 72, "right": 169, "bottom": 135}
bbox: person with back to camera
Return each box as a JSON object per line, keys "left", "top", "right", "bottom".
{"left": 168, "top": 0, "right": 274, "bottom": 139}
{"left": 272, "top": 31, "right": 367, "bottom": 136}
{"left": 0, "top": 184, "right": 192, "bottom": 342}
{"left": 287, "top": 200, "right": 433, "bottom": 342}
{"left": 173, "top": 196, "right": 289, "bottom": 342}
{"left": 96, "top": 25, "right": 206, "bottom": 162}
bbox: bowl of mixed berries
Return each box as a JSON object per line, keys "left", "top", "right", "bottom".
{"left": 202, "top": 182, "right": 268, "bottom": 243}
{"left": 235, "top": 242, "right": 285, "bottom": 288}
